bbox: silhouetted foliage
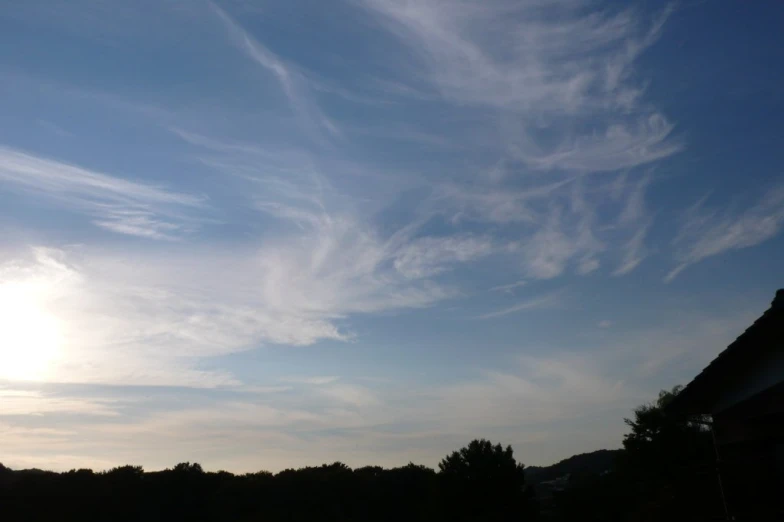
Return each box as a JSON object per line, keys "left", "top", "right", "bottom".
{"left": 439, "top": 439, "right": 536, "bottom": 521}
{"left": 532, "top": 386, "right": 726, "bottom": 521}
{"left": 0, "top": 391, "right": 734, "bottom": 522}
{"left": 0, "top": 440, "right": 532, "bottom": 522}
{"left": 617, "top": 386, "right": 723, "bottom": 521}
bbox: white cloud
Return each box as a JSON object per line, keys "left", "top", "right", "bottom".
{"left": 478, "top": 290, "right": 564, "bottom": 319}
{"left": 1, "top": 0, "right": 777, "bottom": 475}
{"left": 374, "top": 0, "right": 676, "bottom": 283}
{"left": 361, "top": 1, "right": 667, "bottom": 112}
{"left": 610, "top": 304, "right": 759, "bottom": 382}
{"left": 358, "top": 0, "right": 679, "bottom": 290}
{"left": 0, "top": 247, "right": 310, "bottom": 386}
{"left": 317, "top": 383, "right": 379, "bottom": 408}
{"left": 0, "top": 209, "right": 469, "bottom": 385}
{"left": 437, "top": 173, "right": 654, "bottom": 280}
{"left": 393, "top": 235, "right": 494, "bottom": 278}
{"left": 614, "top": 225, "right": 649, "bottom": 276}
{"left": 428, "top": 353, "right": 631, "bottom": 434}
{"left": 435, "top": 182, "right": 560, "bottom": 225}
{"left": 252, "top": 213, "right": 457, "bottom": 316}
{"left": 613, "top": 175, "right": 653, "bottom": 276}
{"left": 0, "top": 389, "right": 119, "bottom": 417}
{"left": 517, "top": 114, "right": 682, "bottom": 173}
{"left": 171, "top": 130, "right": 486, "bottom": 311}
{"left": 521, "top": 214, "right": 583, "bottom": 278}
{"left": 490, "top": 280, "right": 527, "bottom": 294}
{"left": 237, "top": 385, "right": 293, "bottom": 394}
{"left": 93, "top": 209, "right": 184, "bottom": 241}
{"left": 3, "top": 356, "right": 616, "bottom": 471}
{"left": 0, "top": 131, "right": 489, "bottom": 387}
{"left": 0, "top": 146, "right": 204, "bottom": 239}
{"left": 281, "top": 376, "right": 341, "bottom": 386}
{"left": 666, "top": 186, "right": 784, "bottom": 281}
{"left": 360, "top": 0, "right": 679, "bottom": 172}
{"left": 210, "top": 2, "right": 341, "bottom": 144}
{"left": 517, "top": 186, "right": 603, "bottom": 279}
{"left": 0, "top": 299, "right": 759, "bottom": 472}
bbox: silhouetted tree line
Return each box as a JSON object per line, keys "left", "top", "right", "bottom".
{"left": 532, "top": 386, "right": 726, "bottom": 521}
{"left": 0, "top": 387, "right": 725, "bottom": 522}
{"left": 0, "top": 440, "right": 534, "bottom": 522}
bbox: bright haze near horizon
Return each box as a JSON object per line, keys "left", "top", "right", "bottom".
{"left": 1, "top": 0, "right": 783, "bottom": 473}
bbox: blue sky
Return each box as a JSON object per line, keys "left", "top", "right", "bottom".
{"left": 0, "top": 0, "right": 783, "bottom": 472}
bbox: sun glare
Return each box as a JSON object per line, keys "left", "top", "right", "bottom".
{"left": 0, "top": 283, "right": 62, "bottom": 381}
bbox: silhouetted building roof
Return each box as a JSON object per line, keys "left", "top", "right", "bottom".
{"left": 668, "top": 289, "right": 784, "bottom": 415}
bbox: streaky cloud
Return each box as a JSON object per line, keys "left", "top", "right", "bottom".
{"left": 209, "top": 1, "right": 341, "bottom": 146}
{"left": 666, "top": 185, "right": 784, "bottom": 282}
{"left": 0, "top": 146, "right": 205, "bottom": 240}
{"left": 478, "top": 290, "right": 564, "bottom": 319}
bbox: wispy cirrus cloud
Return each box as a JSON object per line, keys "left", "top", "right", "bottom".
{"left": 355, "top": 0, "right": 679, "bottom": 282}
{"left": 614, "top": 225, "right": 650, "bottom": 276}
{"left": 2, "top": 350, "right": 624, "bottom": 471}
{"left": 174, "top": 128, "right": 492, "bottom": 287}
{"left": 0, "top": 245, "right": 333, "bottom": 386}
{"left": 490, "top": 280, "right": 527, "bottom": 294}
{"left": 0, "top": 295, "right": 761, "bottom": 472}
{"left": 424, "top": 352, "right": 634, "bottom": 447}
{"left": 516, "top": 114, "right": 682, "bottom": 173}
{"left": 360, "top": 0, "right": 680, "bottom": 172}
{"left": 0, "top": 200, "right": 472, "bottom": 387}
{"left": 0, "top": 146, "right": 205, "bottom": 240}
{"left": 280, "top": 376, "right": 342, "bottom": 386}
{"left": 360, "top": 1, "right": 669, "bottom": 113}
{"left": 478, "top": 290, "right": 564, "bottom": 319}
{"left": 210, "top": 2, "right": 341, "bottom": 144}
{"left": 435, "top": 179, "right": 570, "bottom": 225}
{"left": 393, "top": 235, "right": 494, "bottom": 278}
{"left": 613, "top": 175, "right": 654, "bottom": 275}
{"left": 0, "top": 389, "right": 120, "bottom": 417}
{"left": 435, "top": 174, "right": 654, "bottom": 280}
{"left": 519, "top": 183, "right": 604, "bottom": 278}
{"left": 316, "top": 383, "right": 379, "bottom": 408}
{"left": 666, "top": 185, "right": 784, "bottom": 282}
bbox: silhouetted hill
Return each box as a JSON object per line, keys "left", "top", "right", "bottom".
{"left": 525, "top": 449, "right": 622, "bottom": 484}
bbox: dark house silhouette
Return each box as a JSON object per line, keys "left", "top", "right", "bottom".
{"left": 669, "top": 289, "right": 784, "bottom": 520}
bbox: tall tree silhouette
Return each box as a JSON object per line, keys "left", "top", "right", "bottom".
{"left": 438, "top": 439, "right": 536, "bottom": 521}
{"left": 620, "top": 386, "right": 724, "bottom": 521}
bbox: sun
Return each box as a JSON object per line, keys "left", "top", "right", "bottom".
{"left": 0, "top": 283, "right": 62, "bottom": 381}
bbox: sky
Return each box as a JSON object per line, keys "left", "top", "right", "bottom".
{"left": 0, "top": 0, "right": 783, "bottom": 473}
